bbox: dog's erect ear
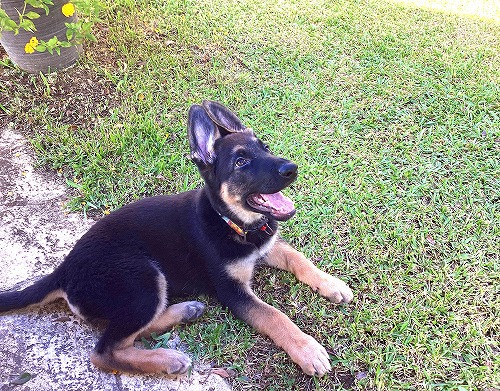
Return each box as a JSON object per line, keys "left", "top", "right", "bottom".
{"left": 202, "top": 100, "right": 247, "bottom": 133}
{"left": 188, "top": 104, "right": 221, "bottom": 167}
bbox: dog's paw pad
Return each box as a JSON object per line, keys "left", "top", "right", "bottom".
{"left": 183, "top": 301, "right": 206, "bottom": 323}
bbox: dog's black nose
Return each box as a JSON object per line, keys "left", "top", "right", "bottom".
{"left": 279, "top": 162, "right": 298, "bottom": 178}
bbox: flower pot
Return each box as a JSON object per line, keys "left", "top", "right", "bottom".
{"left": 0, "top": 0, "right": 81, "bottom": 73}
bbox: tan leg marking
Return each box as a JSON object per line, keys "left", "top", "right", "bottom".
{"left": 91, "top": 331, "right": 191, "bottom": 375}
{"left": 265, "top": 239, "right": 353, "bottom": 303}
{"left": 91, "top": 344, "right": 191, "bottom": 375}
{"left": 138, "top": 301, "right": 205, "bottom": 339}
{"left": 244, "top": 297, "right": 331, "bottom": 377}
{"left": 40, "top": 289, "right": 65, "bottom": 305}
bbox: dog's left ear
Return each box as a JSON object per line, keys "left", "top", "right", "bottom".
{"left": 188, "top": 104, "right": 221, "bottom": 167}
{"left": 202, "top": 100, "right": 248, "bottom": 133}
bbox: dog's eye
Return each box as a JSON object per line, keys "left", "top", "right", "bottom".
{"left": 235, "top": 157, "right": 250, "bottom": 167}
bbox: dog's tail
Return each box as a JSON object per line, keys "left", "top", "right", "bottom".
{"left": 0, "top": 273, "right": 60, "bottom": 312}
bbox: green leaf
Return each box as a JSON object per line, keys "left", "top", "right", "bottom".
{"left": 47, "top": 36, "right": 59, "bottom": 46}
{"left": 8, "top": 19, "right": 19, "bottom": 29}
{"left": 25, "top": 0, "right": 44, "bottom": 9}
{"left": 152, "top": 331, "right": 171, "bottom": 341}
{"left": 2, "top": 18, "right": 18, "bottom": 31}
{"left": 141, "top": 337, "right": 152, "bottom": 349}
{"left": 0, "top": 25, "right": 14, "bottom": 32}
{"left": 152, "top": 341, "right": 163, "bottom": 349}
{"left": 35, "top": 45, "right": 47, "bottom": 52}
{"left": 19, "top": 19, "right": 36, "bottom": 31}
{"left": 25, "top": 11, "right": 41, "bottom": 20}
{"left": 0, "top": 9, "right": 11, "bottom": 19}
{"left": 66, "top": 29, "right": 74, "bottom": 41}
{"left": 86, "top": 32, "right": 97, "bottom": 42}
{"left": 10, "top": 372, "right": 33, "bottom": 385}
{"left": 60, "top": 41, "right": 72, "bottom": 48}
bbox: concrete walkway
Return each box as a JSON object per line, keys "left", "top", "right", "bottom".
{"left": 0, "top": 126, "right": 230, "bottom": 391}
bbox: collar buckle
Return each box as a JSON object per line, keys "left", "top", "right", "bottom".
{"left": 260, "top": 223, "right": 274, "bottom": 236}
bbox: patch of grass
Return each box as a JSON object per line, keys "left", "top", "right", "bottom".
{"left": 1, "top": 0, "right": 499, "bottom": 389}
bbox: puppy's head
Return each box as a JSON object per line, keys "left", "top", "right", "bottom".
{"left": 188, "top": 101, "right": 297, "bottom": 225}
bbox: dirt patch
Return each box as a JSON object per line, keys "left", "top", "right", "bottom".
{"left": 0, "top": 32, "right": 123, "bottom": 133}
{"left": 0, "top": 64, "right": 122, "bottom": 132}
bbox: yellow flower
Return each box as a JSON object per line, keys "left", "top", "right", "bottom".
{"left": 61, "top": 2, "right": 75, "bottom": 17}
{"left": 24, "top": 37, "right": 39, "bottom": 54}
{"left": 24, "top": 42, "right": 35, "bottom": 54}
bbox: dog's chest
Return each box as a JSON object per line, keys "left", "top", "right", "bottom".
{"left": 225, "top": 235, "right": 277, "bottom": 285}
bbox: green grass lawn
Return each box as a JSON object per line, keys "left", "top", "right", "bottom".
{"left": 1, "top": 0, "right": 499, "bottom": 389}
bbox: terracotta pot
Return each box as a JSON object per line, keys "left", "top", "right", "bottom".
{"left": 0, "top": 0, "right": 80, "bottom": 73}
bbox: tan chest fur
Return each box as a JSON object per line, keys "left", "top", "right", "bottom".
{"left": 225, "top": 235, "right": 277, "bottom": 287}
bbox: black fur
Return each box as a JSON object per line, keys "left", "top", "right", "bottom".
{"left": 0, "top": 274, "right": 58, "bottom": 312}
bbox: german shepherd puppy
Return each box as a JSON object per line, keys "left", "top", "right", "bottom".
{"left": 0, "top": 101, "right": 353, "bottom": 377}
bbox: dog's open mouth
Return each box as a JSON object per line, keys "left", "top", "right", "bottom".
{"left": 247, "top": 192, "right": 296, "bottom": 221}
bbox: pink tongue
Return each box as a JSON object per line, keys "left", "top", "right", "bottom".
{"left": 260, "top": 192, "right": 294, "bottom": 213}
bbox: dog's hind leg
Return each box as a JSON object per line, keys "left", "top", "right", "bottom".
{"left": 89, "top": 296, "right": 193, "bottom": 375}
{"left": 91, "top": 327, "right": 192, "bottom": 375}
{"left": 264, "top": 238, "right": 353, "bottom": 304}
{"left": 137, "top": 301, "right": 206, "bottom": 339}
{"left": 74, "top": 264, "right": 192, "bottom": 375}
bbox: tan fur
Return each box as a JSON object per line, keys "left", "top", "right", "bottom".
{"left": 91, "top": 345, "right": 191, "bottom": 375}
{"left": 30, "top": 289, "right": 88, "bottom": 321}
{"left": 222, "top": 237, "right": 344, "bottom": 376}
{"left": 225, "top": 234, "right": 278, "bottom": 286}
{"left": 92, "top": 327, "right": 190, "bottom": 375}
{"left": 152, "top": 273, "right": 168, "bottom": 320}
{"left": 39, "top": 288, "right": 65, "bottom": 306}
{"left": 264, "top": 239, "right": 353, "bottom": 303}
{"left": 138, "top": 301, "right": 200, "bottom": 338}
{"left": 220, "top": 182, "right": 262, "bottom": 225}
{"left": 244, "top": 295, "right": 331, "bottom": 376}
{"left": 225, "top": 260, "right": 255, "bottom": 287}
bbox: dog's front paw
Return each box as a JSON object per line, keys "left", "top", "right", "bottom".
{"left": 288, "top": 335, "right": 331, "bottom": 377}
{"left": 315, "top": 272, "right": 353, "bottom": 304}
